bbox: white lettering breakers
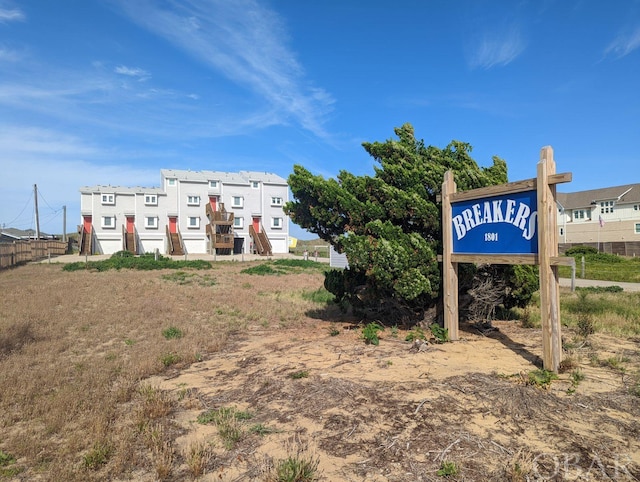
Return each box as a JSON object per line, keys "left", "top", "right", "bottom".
{"left": 452, "top": 198, "right": 537, "bottom": 241}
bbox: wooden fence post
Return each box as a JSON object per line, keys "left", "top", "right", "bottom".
{"left": 537, "top": 146, "right": 562, "bottom": 372}
{"left": 442, "top": 170, "right": 459, "bottom": 341}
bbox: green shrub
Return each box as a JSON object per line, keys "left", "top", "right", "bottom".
{"left": 405, "top": 326, "right": 427, "bottom": 342}
{"left": 62, "top": 255, "right": 211, "bottom": 272}
{"left": 82, "top": 442, "right": 112, "bottom": 470}
{"left": 274, "top": 455, "right": 319, "bottom": 482}
{"left": 162, "top": 326, "right": 183, "bottom": 340}
{"left": 362, "top": 322, "right": 384, "bottom": 345}
{"left": 160, "top": 352, "right": 181, "bottom": 367}
{"left": 565, "top": 245, "right": 598, "bottom": 256}
{"left": 437, "top": 461, "right": 459, "bottom": 477}
{"left": 527, "top": 369, "right": 558, "bottom": 389}
{"left": 289, "top": 370, "right": 309, "bottom": 379}
{"left": 430, "top": 323, "right": 449, "bottom": 343}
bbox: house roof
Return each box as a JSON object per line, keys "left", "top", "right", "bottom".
{"left": 79, "top": 186, "right": 165, "bottom": 194}
{"left": 557, "top": 183, "right": 640, "bottom": 209}
{"left": 160, "top": 169, "right": 287, "bottom": 185}
{"left": 0, "top": 228, "right": 54, "bottom": 239}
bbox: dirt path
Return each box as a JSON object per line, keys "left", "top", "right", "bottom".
{"left": 148, "top": 321, "right": 640, "bottom": 481}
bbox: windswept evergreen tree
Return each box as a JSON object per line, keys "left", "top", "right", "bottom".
{"left": 285, "top": 123, "right": 534, "bottom": 324}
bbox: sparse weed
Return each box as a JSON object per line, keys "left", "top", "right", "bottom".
{"left": 328, "top": 325, "right": 340, "bottom": 336}
{"left": 0, "top": 450, "right": 16, "bottom": 466}
{"left": 592, "top": 355, "right": 629, "bottom": 372}
{"left": 153, "top": 441, "right": 174, "bottom": 480}
{"left": 576, "top": 313, "right": 595, "bottom": 338}
{"left": 405, "top": 326, "right": 427, "bottom": 342}
{"left": 138, "top": 385, "right": 175, "bottom": 420}
{"left": 430, "top": 323, "right": 449, "bottom": 343}
{"left": 160, "top": 352, "right": 181, "bottom": 367}
{"left": 82, "top": 442, "right": 112, "bottom": 470}
{"left": 196, "top": 407, "right": 252, "bottom": 449}
{"left": 250, "top": 423, "right": 278, "bottom": 436}
{"left": 289, "top": 370, "right": 309, "bottom": 379}
{"left": 0, "top": 449, "right": 19, "bottom": 476}
{"left": 272, "top": 455, "right": 319, "bottom": 482}
{"left": 362, "top": 322, "right": 384, "bottom": 345}
{"left": 526, "top": 369, "right": 558, "bottom": 389}
{"left": 437, "top": 460, "right": 459, "bottom": 477}
{"left": 559, "top": 356, "right": 579, "bottom": 373}
{"left": 162, "top": 326, "right": 183, "bottom": 340}
{"left": 184, "top": 440, "right": 213, "bottom": 478}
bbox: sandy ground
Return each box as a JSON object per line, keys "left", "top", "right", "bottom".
{"left": 144, "top": 319, "right": 640, "bottom": 481}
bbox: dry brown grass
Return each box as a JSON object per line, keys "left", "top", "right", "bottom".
{"left": 1, "top": 260, "right": 639, "bottom": 481}
{"left": 0, "top": 261, "right": 332, "bottom": 481}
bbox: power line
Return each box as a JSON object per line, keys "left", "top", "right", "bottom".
{"left": 6, "top": 193, "right": 33, "bottom": 227}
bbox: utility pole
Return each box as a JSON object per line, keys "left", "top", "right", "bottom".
{"left": 63, "top": 205, "right": 67, "bottom": 242}
{"left": 34, "top": 184, "right": 41, "bottom": 240}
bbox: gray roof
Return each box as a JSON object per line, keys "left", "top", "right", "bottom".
{"left": 557, "top": 183, "right": 640, "bottom": 209}
{"left": 160, "top": 169, "right": 287, "bottom": 185}
{"left": 0, "top": 228, "right": 54, "bottom": 239}
{"left": 79, "top": 186, "right": 165, "bottom": 194}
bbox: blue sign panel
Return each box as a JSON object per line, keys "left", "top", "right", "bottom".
{"left": 452, "top": 190, "right": 538, "bottom": 254}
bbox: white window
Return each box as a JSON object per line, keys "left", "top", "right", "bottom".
{"left": 234, "top": 216, "right": 244, "bottom": 229}
{"left": 600, "top": 201, "right": 614, "bottom": 214}
{"left": 101, "top": 216, "right": 115, "bottom": 228}
{"left": 187, "top": 195, "right": 200, "bottom": 206}
{"left": 145, "top": 216, "right": 158, "bottom": 229}
{"left": 251, "top": 181, "right": 259, "bottom": 189}
{"left": 573, "top": 209, "right": 588, "bottom": 221}
{"left": 188, "top": 216, "right": 200, "bottom": 229}
{"left": 232, "top": 196, "right": 243, "bottom": 208}
{"left": 271, "top": 217, "right": 283, "bottom": 229}
{"left": 635, "top": 223, "right": 640, "bottom": 234}
{"left": 271, "top": 196, "right": 283, "bottom": 206}
{"left": 145, "top": 194, "right": 157, "bottom": 205}
{"left": 101, "top": 194, "right": 115, "bottom": 205}
{"left": 209, "top": 180, "right": 218, "bottom": 188}
{"left": 167, "top": 178, "right": 176, "bottom": 186}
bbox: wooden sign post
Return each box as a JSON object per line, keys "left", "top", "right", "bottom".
{"left": 441, "top": 146, "right": 573, "bottom": 372}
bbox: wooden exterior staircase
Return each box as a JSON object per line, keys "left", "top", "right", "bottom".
{"left": 206, "top": 203, "right": 235, "bottom": 255}
{"left": 249, "top": 223, "right": 272, "bottom": 256}
{"left": 122, "top": 225, "right": 138, "bottom": 254}
{"left": 78, "top": 224, "right": 93, "bottom": 255}
{"left": 166, "top": 226, "right": 184, "bottom": 256}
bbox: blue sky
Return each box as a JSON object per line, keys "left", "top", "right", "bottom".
{"left": 1, "top": 0, "right": 639, "bottom": 239}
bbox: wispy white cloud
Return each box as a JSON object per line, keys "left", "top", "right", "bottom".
{"left": 114, "top": 65, "right": 150, "bottom": 81}
{"left": 111, "top": 0, "right": 334, "bottom": 139}
{"left": 0, "top": 124, "right": 161, "bottom": 232}
{"left": 604, "top": 26, "right": 640, "bottom": 59}
{"left": 0, "top": 46, "right": 20, "bottom": 61}
{"left": 468, "top": 25, "right": 525, "bottom": 70}
{"left": 0, "top": 6, "right": 24, "bottom": 22}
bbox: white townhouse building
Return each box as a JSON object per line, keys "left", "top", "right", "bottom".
{"left": 79, "top": 170, "right": 289, "bottom": 256}
{"left": 557, "top": 183, "right": 640, "bottom": 256}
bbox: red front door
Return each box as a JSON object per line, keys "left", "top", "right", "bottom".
{"left": 126, "top": 216, "right": 135, "bottom": 233}
{"left": 169, "top": 217, "right": 177, "bottom": 234}
{"left": 209, "top": 196, "right": 217, "bottom": 211}
{"left": 252, "top": 217, "right": 261, "bottom": 233}
{"left": 83, "top": 216, "right": 92, "bottom": 233}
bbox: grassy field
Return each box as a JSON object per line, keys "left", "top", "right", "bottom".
{"left": 559, "top": 252, "right": 640, "bottom": 283}
{"left": 1, "top": 256, "right": 639, "bottom": 481}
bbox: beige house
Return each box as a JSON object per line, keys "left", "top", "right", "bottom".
{"left": 557, "top": 183, "right": 640, "bottom": 256}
